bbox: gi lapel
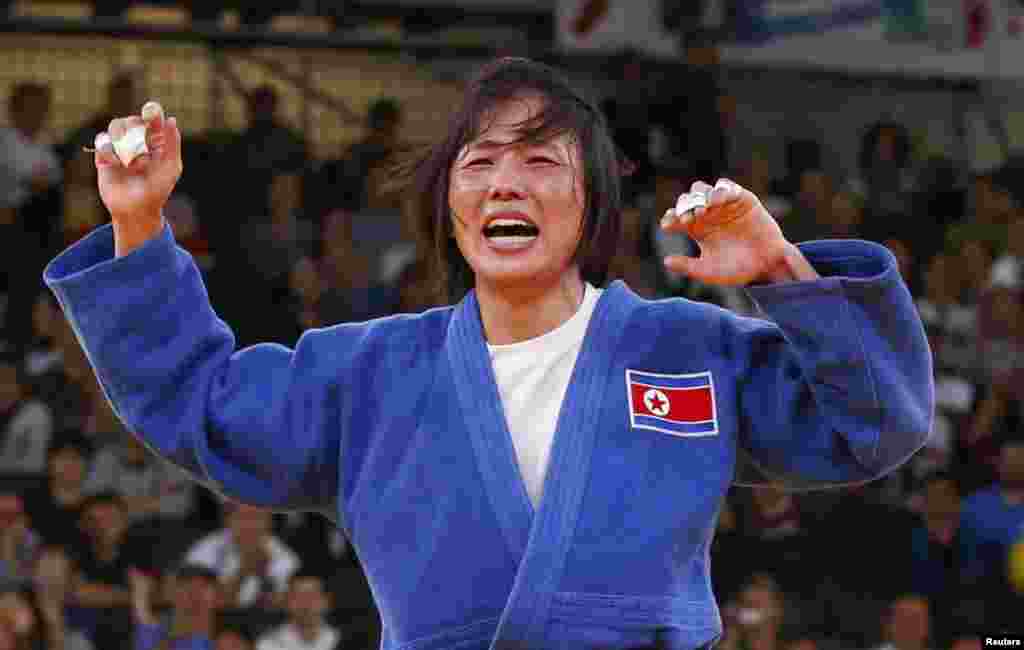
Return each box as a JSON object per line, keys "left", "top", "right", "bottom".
{"left": 448, "top": 292, "right": 535, "bottom": 558}
{"left": 488, "top": 281, "right": 641, "bottom": 649}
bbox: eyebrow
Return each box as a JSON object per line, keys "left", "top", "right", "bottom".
{"left": 465, "top": 138, "right": 561, "bottom": 153}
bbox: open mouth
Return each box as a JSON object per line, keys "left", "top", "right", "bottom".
{"left": 483, "top": 217, "right": 540, "bottom": 247}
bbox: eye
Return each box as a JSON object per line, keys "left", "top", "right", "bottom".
{"left": 465, "top": 158, "right": 491, "bottom": 167}
{"left": 528, "top": 157, "right": 557, "bottom": 165}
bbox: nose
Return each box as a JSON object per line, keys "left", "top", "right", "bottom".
{"left": 487, "top": 155, "right": 527, "bottom": 201}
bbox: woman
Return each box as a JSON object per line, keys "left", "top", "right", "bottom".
{"left": 44, "top": 58, "right": 932, "bottom": 649}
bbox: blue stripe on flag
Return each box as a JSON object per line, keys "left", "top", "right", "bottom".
{"left": 633, "top": 414, "right": 718, "bottom": 436}
{"left": 627, "top": 370, "right": 710, "bottom": 389}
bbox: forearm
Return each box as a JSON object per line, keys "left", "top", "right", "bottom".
{"left": 114, "top": 214, "right": 164, "bottom": 258}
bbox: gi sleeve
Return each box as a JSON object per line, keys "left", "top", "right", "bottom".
{"left": 43, "top": 223, "right": 346, "bottom": 512}
{"left": 728, "top": 239, "right": 934, "bottom": 489}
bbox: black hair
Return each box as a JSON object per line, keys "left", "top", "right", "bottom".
{"left": 401, "top": 56, "right": 627, "bottom": 303}
{"left": 858, "top": 120, "right": 912, "bottom": 174}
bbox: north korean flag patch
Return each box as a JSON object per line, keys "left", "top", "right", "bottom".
{"left": 626, "top": 369, "right": 718, "bottom": 437}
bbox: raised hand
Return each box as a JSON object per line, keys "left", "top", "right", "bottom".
{"left": 660, "top": 178, "right": 818, "bottom": 286}
{"left": 92, "top": 100, "right": 183, "bottom": 256}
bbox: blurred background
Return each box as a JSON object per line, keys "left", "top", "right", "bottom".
{"left": 1, "top": 1, "right": 1023, "bottom": 649}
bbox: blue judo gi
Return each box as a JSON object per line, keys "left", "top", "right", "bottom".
{"left": 44, "top": 223, "right": 933, "bottom": 650}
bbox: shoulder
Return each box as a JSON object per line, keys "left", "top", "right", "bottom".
{"left": 299, "top": 306, "right": 453, "bottom": 365}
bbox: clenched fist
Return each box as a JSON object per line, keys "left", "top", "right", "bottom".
{"left": 92, "top": 100, "right": 183, "bottom": 257}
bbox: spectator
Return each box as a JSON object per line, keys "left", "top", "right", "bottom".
{"left": 316, "top": 210, "right": 399, "bottom": 326}
{"left": 907, "top": 473, "right": 962, "bottom": 631}
{"left": 0, "top": 353, "right": 53, "bottom": 474}
{"left": 69, "top": 493, "right": 140, "bottom": 650}
{"left": 963, "top": 374, "right": 1021, "bottom": 491}
{"left": 601, "top": 49, "right": 658, "bottom": 198}
{"left": 916, "top": 253, "right": 977, "bottom": 376}
{"left": 959, "top": 241, "right": 993, "bottom": 307}
{"left": 727, "top": 573, "right": 786, "bottom": 650}
{"left": 228, "top": 85, "right": 307, "bottom": 218}
{"left": 779, "top": 168, "right": 832, "bottom": 244}
{"left": 0, "top": 80, "right": 61, "bottom": 347}
{"left": 0, "top": 82, "right": 62, "bottom": 215}
{"left": 59, "top": 148, "right": 107, "bottom": 248}
{"left": 823, "top": 189, "right": 864, "bottom": 239}
{"left": 740, "top": 487, "right": 813, "bottom": 599}
{"left": 314, "top": 97, "right": 403, "bottom": 216}
{"left": 870, "top": 594, "right": 931, "bottom": 650}
{"left": 59, "top": 71, "right": 142, "bottom": 165}
{"left": 850, "top": 121, "right": 919, "bottom": 240}
{"left": 23, "top": 437, "right": 91, "bottom": 549}
{"left": 22, "top": 292, "right": 64, "bottom": 388}
{"left": 0, "top": 491, "right": 40, "bottom": 589}
{"left": 128, "top": 564, "right": 219, "bottom": 650}
{"left": 255, "top": 571, "right": 339, "bottom": 650}
{"left": 975, "top": 279, "right": 1024, "bottom": 385}
{"left": 946, "top": 167, "right": 1016, "bottom": 262}
{"left": 239, "top": 172, "right": 315, "bottom": 289}
{"left": 184, "top": 504, "right": 299, "bottom": 611}
{"left": 0, "top": 584, "right": 49, "bottom": 650}
{"left": 959, "top": 442, "right": 1024, "bottom": 590}
{"left": 606, "top": 206, "right": 660, "bottom": 298}
{"left": 84, "top": 434, "right": 195, "bottom": 526}
{"left": 164, "top": 194, "right": 213, "bottom": 274}
{"left": 32, "top": 546, "right": 95, "bottom": 650}
{"left": 732, "top": 150, "right": 791, "bottom": 222}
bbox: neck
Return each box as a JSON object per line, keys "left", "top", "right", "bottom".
{"left": 476, "top": 272, "right": 585, "bottom": 345}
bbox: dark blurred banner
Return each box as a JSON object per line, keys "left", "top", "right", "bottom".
{"left": 731, "top": 0, "right": 882, "bottom": 44}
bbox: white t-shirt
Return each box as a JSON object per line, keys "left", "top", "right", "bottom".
{"left": 184, "top": 530, "right": 300, "bottom": 607}
{"left": 256, "top": 623, "right": 340, "bottom": 650}
{"left": 486, "top": 283, "right": 602, "bottom": 507}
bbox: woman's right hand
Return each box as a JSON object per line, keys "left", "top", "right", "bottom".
{"left": 93, "top": 101, "right": 183, "bottom": 256}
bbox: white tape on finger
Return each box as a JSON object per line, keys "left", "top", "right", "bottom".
{"left": 113, "top": 125, "right": 149, "bottom": 166}
{"left": 675, "top": 192, "right": 708, "bottom": 215}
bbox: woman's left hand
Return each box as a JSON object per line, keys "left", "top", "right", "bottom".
{"left": 661, "top": 178, "right": 817, "bottom": 286}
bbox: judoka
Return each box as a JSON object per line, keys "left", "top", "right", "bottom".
{"left": 44, "top": 57, "right": 934, "bottom": 650}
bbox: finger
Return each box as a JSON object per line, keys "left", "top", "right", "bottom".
{"left": 689, "top": 180, "right": 713, "bottom": 195}
{"left": 152, "top": 116, "right": 182, "bottom": 179}
{"left": 708, "top": 179, "right": 742, "bottom": 207}
{"left": 664, "top": 254, "right": 705, "bottom": 279}
{"left": 93, "top": 132, "right": 118, "bottom": 168}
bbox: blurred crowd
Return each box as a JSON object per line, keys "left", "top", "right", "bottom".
{"left": 1, "top": 46, "right": 1023, "bottom": 650}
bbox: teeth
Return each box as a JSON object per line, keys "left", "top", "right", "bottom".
{"left": 487, "top": 218, "right": 534, "bottom": 228}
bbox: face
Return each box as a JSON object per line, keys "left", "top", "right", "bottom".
{"left": 32, "top": 295, "right": 57, "bottom": 339}
{"left": 174, "top": 576, "right": 220, "bottom": 616}
{"left": 0, "top": 592, "right": 36, "bottom": 638}
{"left": 286, "top": 577, "right": 328, "bottom": 622}
{"left": 49, "top": 447, "right": 86, "bottom": 487}
{"left": 0, "top": 495, "right": 25, "bottom": 533}
{"left": 227, "top": 505, "right": 271, "bottom": 548}
{"left": 448, "top": 94, "right": 586, "bottom": 294}
{"left": 83, "top": 502, "right": 127, "bottom": 545}
{"left": 887, "top": 597, "right": 929, "bottom": 645}
{"left": 0, "top": 363, "right": 20, "bottom": 410}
